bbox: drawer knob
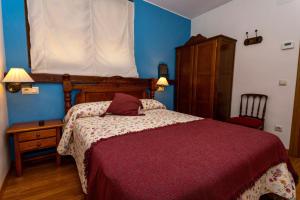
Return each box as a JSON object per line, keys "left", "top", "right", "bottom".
{"left": 36, "top": 133, "right": 40, "bottom": 138}
{"left": 37, "top": 142, "right": 41, "bottom": 147}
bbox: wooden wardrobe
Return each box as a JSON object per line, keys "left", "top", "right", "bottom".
{"left": 175, "top": 34, "right": 236, "bottom": 121}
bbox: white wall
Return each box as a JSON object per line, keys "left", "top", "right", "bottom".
{"left": 0, "top": 0, "right": 9, "bottom": 190}
{"left": 192, "top": 0, "right": 300, "bottom": 148}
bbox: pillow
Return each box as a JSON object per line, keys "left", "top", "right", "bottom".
{"left": 64, "top": 101, "right": 111, "bottom": 123}
{"left": 141, "top": 99, "right": 166, "bottom": 110}
{"left": 104, "top": 93, "right": 143, "bottom": 116}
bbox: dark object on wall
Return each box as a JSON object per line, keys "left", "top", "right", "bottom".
{"left": 227, "top": 94, "right": 268, "bottom": 130}
{"left": 175, "top": 35, "right": 237, "bottom": 121}
{"left": 244, "top": 30, "right": 263, "bottom": 46}
{"left": 158, "top": 63, "right": 169, "bottom": 79}
{"left": 38, "top": 120, "right": 45, "bottom": 126}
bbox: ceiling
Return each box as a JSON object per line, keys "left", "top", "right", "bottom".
{"left": 144, "top": 0, "right": 232, "bottom": 19}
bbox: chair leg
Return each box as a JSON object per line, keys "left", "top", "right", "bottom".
{"left": 260, "top": 122, "right": 265, "bottom": 130}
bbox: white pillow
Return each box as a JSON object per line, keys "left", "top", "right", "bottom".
{"left": 141, "top": 99, "right": 166, "bottom": 111}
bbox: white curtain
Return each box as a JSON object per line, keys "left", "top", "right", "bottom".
{"left": 27, "top": 0, "right": 138, "bottom": 77}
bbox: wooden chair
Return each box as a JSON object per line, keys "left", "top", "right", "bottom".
{"left": 227, "top": 94, "right": 268, "bottom": 130}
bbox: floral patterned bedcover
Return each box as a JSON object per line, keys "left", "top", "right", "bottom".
{"left": 57, "top": 99, "right": 296, "bottom": 199}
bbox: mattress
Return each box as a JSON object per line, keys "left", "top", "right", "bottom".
{"left": 57, "top": 100, "right": 296, "bottom": 200}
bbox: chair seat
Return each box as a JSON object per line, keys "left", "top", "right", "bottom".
{"left": 227, "top": 116, "right": 263, "bottom": 129}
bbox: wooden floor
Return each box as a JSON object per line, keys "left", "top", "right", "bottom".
{"left": 0, "top": 159, "right": 85, "bottom": 200}
{"left": 1, "top": 157, "right": 300, "bottom": 200}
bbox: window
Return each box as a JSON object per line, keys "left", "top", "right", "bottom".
{"left": 26, "top": 0, "right": 138, "bottom": 77}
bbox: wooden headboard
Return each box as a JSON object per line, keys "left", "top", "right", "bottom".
{"left": 62, "top": 74, "right": 157, "bottom": 114}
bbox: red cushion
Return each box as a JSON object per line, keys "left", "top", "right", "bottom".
{"left": 227, "top": 116, "right": 263, "bottom": 128}
{"left": 106, "top": 93, "right": 143, "bottom": 116}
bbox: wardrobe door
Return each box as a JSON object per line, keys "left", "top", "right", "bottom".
{"left": 192, "top": 40, "right": 217, "bottom": 117}
{"left": 175, "top": 46, "right": 195, "bottom": 114}
{"left": 214, "top": 39, "right": 236, "bottom": 120}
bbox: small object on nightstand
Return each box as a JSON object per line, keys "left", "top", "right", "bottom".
{"left": 6, "top": 119, "right": 64, "bottom": 176}
{"left": 38, "top": 120, "right": 45, "bottom": 126}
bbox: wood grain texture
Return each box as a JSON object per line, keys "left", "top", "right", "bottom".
{"left": 175, "top": 45, "right": 195, "bottom": 114}
{"left": 175, "top": 35, "right": 236, "bottom": 121}
{"left": 6, "top": 120, "right": 63, "bottom": 134}
{"left": 62, "top": 74, "right": 157, "bottom": 113}
{"left": 7, "top": 120, "right": 63, "bottom": 176}
{"left": 0, "top": 159, "right": 84, "bottom": 200}
{"left": 18, "top": 129, "right": 57, "bottom": 142}
{"left": 19, "top": 137, "right": 57, "bottom": 152}
{"left": 1, "top": 157, "right": 299, "bottom": 200}
{"left": 193, "top": 40, "right": 217, "bottom": 118}
{"left": 289, "top": 49, "right": 300, "bottom": 157}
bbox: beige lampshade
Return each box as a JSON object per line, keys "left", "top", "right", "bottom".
{"left": 156, "top": 77, "right": 169, "bottom": 86}
{"left": 2, "top": 68, "right": 34, "bottom": 83}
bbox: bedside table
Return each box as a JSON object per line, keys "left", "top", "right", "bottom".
{"left": 6, "top": 120, "right": 64, "bottom": 176}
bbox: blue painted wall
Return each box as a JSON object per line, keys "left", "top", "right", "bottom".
{"left": 2, "top": 0, "right": 191, "bottom": 125}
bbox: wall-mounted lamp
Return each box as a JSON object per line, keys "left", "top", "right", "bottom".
{"left": 2, "top": 68, "right": 34, "bottom": 93}
{"left": 156, "top": 77, "right": 169, "bottom": 92}
{"left": 156, "top": 63, "right": 169, "bottom": 92}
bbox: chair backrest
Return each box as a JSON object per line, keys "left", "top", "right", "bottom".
{"left": 239, "top": 93, "right": 268, "bottom": 120}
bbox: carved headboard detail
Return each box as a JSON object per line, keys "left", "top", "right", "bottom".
{"left": 62, "top": 74, "right": 157, "bottom": 114}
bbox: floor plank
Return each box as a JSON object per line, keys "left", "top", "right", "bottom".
{"left": 0, "top": 159, "right": 85, "bottom": 200}
{"left": 1, "top": 157, "right": 300, "bottom": 200}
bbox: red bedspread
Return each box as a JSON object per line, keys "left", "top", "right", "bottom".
{"left": 85, "top": 119, "right": 297, "bottom": 200}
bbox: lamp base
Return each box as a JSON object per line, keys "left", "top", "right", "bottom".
{"left": 6, "top": 83, "right": 21, "bottom": 93}
{"left": 157, "top": 86, "right": 165, "bottom": 92}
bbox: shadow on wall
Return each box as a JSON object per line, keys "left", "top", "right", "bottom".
{"left": 0, "top": 82, "right": 9, "bottom": 187}
{"left": 0, "top": 0, "right": 10, "bottom": 188}
{"left": 0, "top": 82, "right": 9, "bottom": 189}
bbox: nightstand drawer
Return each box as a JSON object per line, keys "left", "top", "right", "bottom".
{"left": 19, "top": 137, "right": 57, "bottom": 152}
{"left": 18, "top": 129, "right": 56, "bottom": 142}
{"left": 7, "top": 119, "right": 63, "bottom": 176}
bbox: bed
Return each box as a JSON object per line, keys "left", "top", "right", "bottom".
{"left": 57, "top": 75, "right": 298, "bottom": 200}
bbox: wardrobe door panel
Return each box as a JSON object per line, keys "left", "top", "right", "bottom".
{"left": 193, "top": 40, "right": 217, "bottom": 118}
{"left": 215, "top": 40, "right": 236, "bottom": 120}
{"left": 175, "top": 46, "right": 195, "bottom": 114}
